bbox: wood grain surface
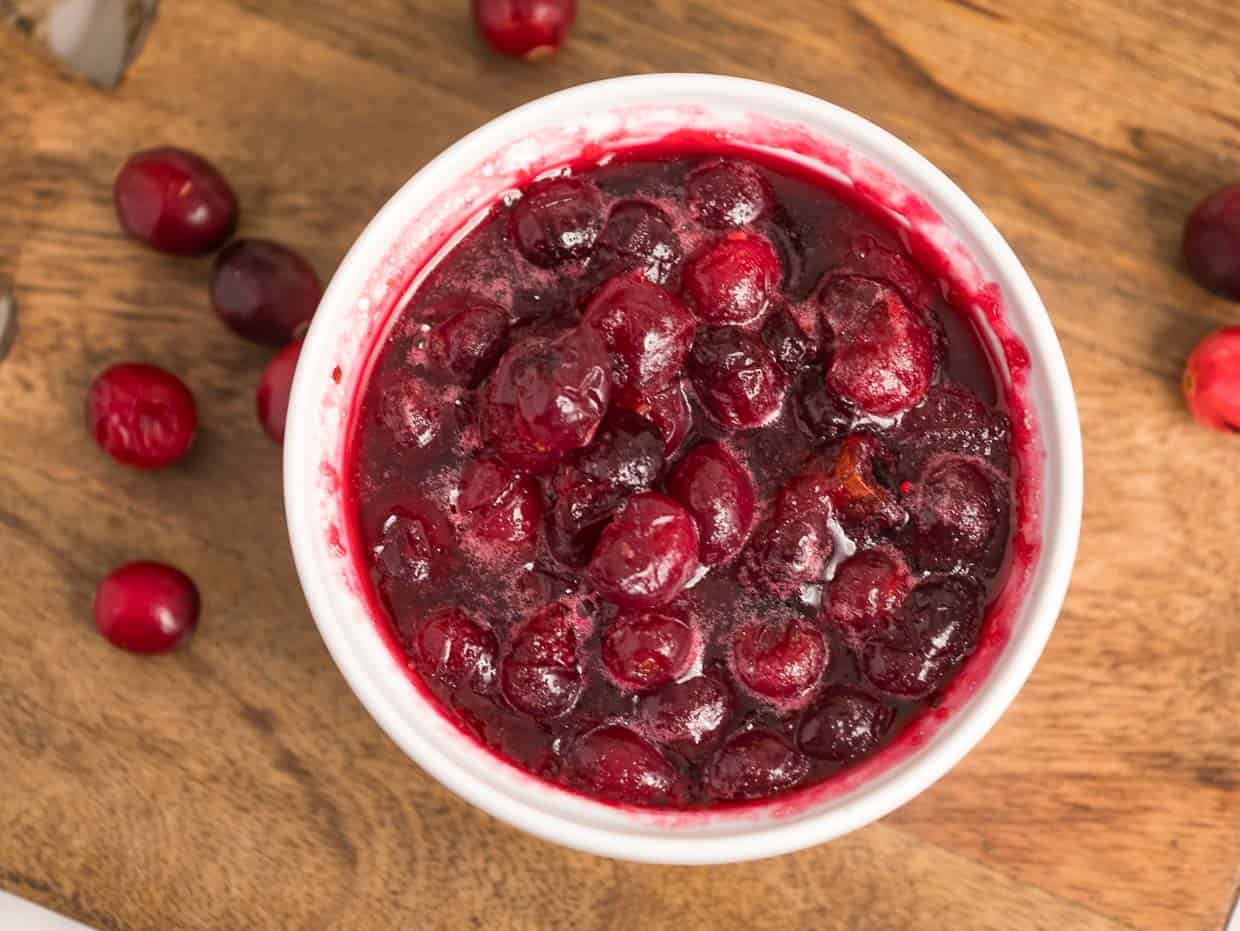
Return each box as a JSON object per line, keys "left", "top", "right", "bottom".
{"left": 2, "top": 1, "right": 1239, "bottom": 929}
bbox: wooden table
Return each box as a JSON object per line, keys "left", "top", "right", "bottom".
{"left": 2, "top": 1, "right": 1238, "bottom": 928}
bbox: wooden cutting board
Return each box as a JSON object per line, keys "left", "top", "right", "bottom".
{"left": 1, "top": 1, "right": 1237, "bottom": 928}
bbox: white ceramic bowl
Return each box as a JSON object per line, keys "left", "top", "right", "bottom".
{"left": 284, "top": 74, "right": 1083, "bottom": 864}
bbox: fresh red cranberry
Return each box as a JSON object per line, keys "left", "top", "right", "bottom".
{"left": 689, "top": 327, "right": 788, "bottom": 430}
{"left": 1184, "top": 327, "right": 1240, "bottom": 432}
{"left": 707, "top": 729, "right": 809, "bottom": 801}
{"left": 565, "top": 724, "right": 678, "bottom": 804}
{"left": 637, "top": 675, "right": 733, "bottom": 753}
{"left": 87, "top": 363, "right": 197, "bottom": 468}
{"left": 823, "top": 547, "right": 913, "bottom": 643}
{"left": 113, "top": 147, "right": 237, "bottom": 256}
{"left": 797, "top": 380, "right": 853, "bottom": 444}
{"left": 826, "top": 434, "right": 906, "bottom": 540}
{"left": 686, "top": 158, "right": 774, "bottom": 229}
{"left": 616, "top": 380, "right": 692, "bottom": 454}
{"left": 210, "top": 239, "right": 323, "bottom": 346}
{"left": 457, "top": 457, "right": 543, "bottom": 546}
{"left": 896, "top": 382, "right": 1010, "bottom": 476}
{"left": 472, "top": 0, "right": 576, "bottom": 59}
{"left": 910, "top": 455, "right": 1002, "bottom": 570}
{"left": 501, "top": 601, "right": 584, "bottom": 719}
{"left": 379, "top": 376, "right": 443, "bottom": 449}
{"left": 798, "top": 689, "right": 895, "bottom": 762}
{"left": 93, "top": 561, "right": 200, "bottom": 654}
{"left": 762, "top": 304, "right": 818, "bottom": 373}
{"left": 423, "top": 295, "right": 510, "bottom": 387}
{"left": 588, "top": 493, "right": 700, "bottom": 609}
{"left": 575, "top": 410, "right": 666, "bottom": 492}
{"left": 730, "top": 615, "right": 827, "bottom": 706}
{"left": 256, "top": 339, "right": 301, "bottom": 444}
{"left": 482, "top": 327, "right": 612, "bottom": 472}
{"left": 683, "top": 233, "right": 782, "bottom": 326}
{"left": 1183, "top": 185, "right": 1240, "bottom": 300}
{"left": 373, "top": 499, "right": 454, "bottom": 584}
{"left": 667, "top": 442, "right": 757, "bottom": 564}
{"left": 410, "top": 607, "right": 498, "bottom": 690}
{"left": 510, "top": 176, "right": 604, "bottom": 267}
{"left": 583, "top": 275, "right": 695, "bottom": 403}
{"left": 601, "top": 610, "right": 695, "bottom": 692}
{"left": 593, "top": 201, "right": 683, "bottom": 285}
{"left": 821, "top": 276, "right": 933, "bottom": 416}
{"left": 545, "top": 468, "right": 627, "bottom": 567}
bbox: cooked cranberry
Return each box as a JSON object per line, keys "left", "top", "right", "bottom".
{"left": 730, "top": 615, "right": 827, "bottom": 706}
{"left": 910, "top": 455, "right": 1002, "bottom": 570}
{"left": 593, "top": 201, "right": 683, "bottom": 285}
{"left": 616, "top": 380, "right": 693, "bottom": 454}
{"left": 638, "top": 675, "right": 733, "bottom": 753}
{"left": 545, "top": 468, "right": 627, "bottom": 567}
{"left": 575, "top": 410, "right": 666, "bottom": 492}
{"left": 457, "top": 457, "right": 543, "bottom": 546}
{"left": 774, "top": 470, "right": 834, "bottom": 519}
{"left": 565, "top": 724, "right": 678, "bottom": 804}
{"left": 256, "top": 339, "right": 301, "bottom": 444}
{"left": 896, "top": 382, "right": 1010, "bottom": 476}
{"left": 501, "top": 602, "right": 584, "bottom": 719}
{"left": 830, "top": 235, "right": 936, "bottom": 311}
{"left": 821, "top": 276, "right": 933, "bottom": 416}
{"left": 707, "top": 729, "right": 809, "bottom": 801}
{"left": 210, "top": 239, "right": 323, "bottom": 346}
{"left": 796, "top": 380, "right": 853, "bottom": 444}
{"left": 1184, "top": 327, "right": 1240, "bottom": 432}
{"left": 689, "top": 327, "right": 788, "bottom": 429}
{"left": 1184, "top": 185, "right": 1240, "bottom": 300}
{"left": 823, "top": 547, "right": 913, "bottom": 643}
{"left": 583, "top": 275, "right": 695, "bottom": 402}
{"left": 762, "top": 305, "right": 818, "bottom": 373}
{"left": 686, "top": 159, "right": 774, "bottom": 229}
{"left": 510, "top": 176, "right": 604, "bottom": 267}
{"left": 826, "top": 434, "right": 906, "bottom": 540}
{"left": 379, "top": 376, "right": 443, "bottom": 449}
{"left": 601, "top": 610, "right": 695, "bottom": 692}
{"left": 87, "top": 363, "right": 197, "bottom": 468}
{"left": 113, "top": 147, "right": 237, "bottom": 255}
{"left": 373, "top": 500, "right": 454, "bottom": 584}
{"left": 482, "top": 327, "right": 612, "bottom": 472}
{"left": 411, "top": 607, "right": 498, "bottom": 690}
{"left": 798, "top": 689, "right": 895, "bottom": 762}
{"left": 588, "top": 493, "right": 700, "bottom": 609}
{"left": 667, "top": 442, "right": 757, "bottom": 564}
{"left": 741, "top": 474, "right": 834, "bottom": 595}
{"left": 473, "top": 0, "right": 576, "bottom": 59}
{"left": 93, "top": 561, "right": 200, "bottom": 654}
{"left": 423, "top": 295, "right": 509, "bottom": 387}
{"left": 683, "top": 233, "right": 782, "bottom": 326}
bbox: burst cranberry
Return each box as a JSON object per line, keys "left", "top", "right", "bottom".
{"left": 667, "top": 442, "right": 757, "bottom": 564}
{"left": 593, "top": 201, "right": 683, "bottom": 284}
{"left": 707, "top": 729, "right": 810, "bottom": 801}
{"left": 588, "top": 493, "right": 700, "bottom": 609}
{"left": 823, "top": 547, "right": 913, "bottom": 643}
{"left": 821, "top": 276, "right": 933, "bottom": 416}
{"left": 638, "top": 675, "right": 733, "bottom": 753}
{"left": 689, "top": 327, "right": 788, "bottom": 429}
{"left": 566, "top": 724, "right": 678, "bottom": 804}
{"left": 741, "top": 473, "right": 835, "bottom": 595}
{"left": 602, "top": 610, "right": 695, "bottom": 692}
{"left": 423, "top": 295, "right": 509, "bottom": 387}
{"left": 93, "top": 561, "right": 200, "bottom": 654}
{"left": 373, "top": 500, "right": 454, "bottom": 585}
{"left": 379, "top": 376, "right": 443, "bottom": 449}
{"left": 1183, "top": 185, "right": 1240, "bottom": 300}
{"left": 256, "top": 339, "right": 301, "bottom": 444}
{"left": 473, "top": 0, "right": 576, "bottom": 59}
{"left": 87, "top": 363, "right": 197, "bottom": 468}
{"left": 826, "top": 434, "right": 906, "bottom": 540}
{"left": 501, "top": 602, "right": 584, "bottom": 719}
{"left": 583, "top": 275, "right": 695, "bottom": 402}
{"left": 798, "top": 690, "right": 895, "bottom": 763}
{"left": 411, "top": 607, "right": 498, "bottom": 690}
{"left": 762, "top": 304, "right": 818, "bottom": 373}
{"left": 797, "top": 380, "right": 853, "bottom": 443}
{"left": 457, "top": 457, "right": 543, "bottom": 546}
{"left": 910, "top": 455, "right": 1002, "bottom": 570}
{"left": 616, "top": 380, "right": 693, "bottom": 454}
{"left": 510, "top": 176, "right": 604, "bottom": 267}
{"left": 1183, "top": 327, "right": 1240, "bottom": 432}
{"left": 113, "top": 147, "right": 237, "bottom": 256}
{"left": 683, "top": 233, "right": 782, "bottom": 326}
{"left": 545, "top": 468, "right": 626, "bottom": 567}
{"left": 575, "top": 410, "right": 666, "bottom": 492}
{"left": 730, "top": 615, "right": 827, "bottom": 707}
{"left": 686, "top": 158, "right": 774, "bottom": 229}
{"left": 210, "top": 239, "right": 323, "bottom": 346}
{"left": 896, "top": 382, "right": 1010, "bottom": 476}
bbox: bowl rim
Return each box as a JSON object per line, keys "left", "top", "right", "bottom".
{"left": 284, "top": 73, "right": 1084, "bottom": 864}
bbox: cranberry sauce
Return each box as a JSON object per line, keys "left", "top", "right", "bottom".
{"left": 346, "top": 144, "right": 1014, "bottom": 809}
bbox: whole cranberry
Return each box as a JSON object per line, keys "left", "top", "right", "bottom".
{"left": 588, "top": 493, "right": 700, "bottom": 610}
{"left": 457, "top": 457, "right": 543, "bottom": 546}
{"left": 910, "top": 455, "right": 1003, "bottom": 571}
{"left": 707, "top": 729, "right": 810, "bottom": 801}
{"left": 896, "top": 382, "right": 1010, "bottom": 476}
{"left": 575, "top": 410, "right": 666, "bottom": 493}
{"left": 372, "top": 499, "right": 455, "bottom": 585}
{"left": 730, "top": 615, "right": 827, "bottom": 706}
{"left": 1183, "top": 327, "right": 1240, "bottom": 432}
{"left": 637, "top": 675, "right": 733, "bottom": 753}
{"left": 823, "top": 546, "right": 913, "bottom": 643}
{"left": 615, "top": 380, "right": 693, "bottom": 455}
{"left": 762, "top": 304, "right": 818, "bottom": 374}
{"left": 583, "top": 275, "right": 695, "bottom": 403}
{"left": 545, "top": 468, "right": 626, "bottom": 567}
{"left": 593, "top": 201, "right": 683, "bottom": 285}
{"left": 473, "top": 0, "right": 576, "bottom": 59}
{"left": 798, "top": 689, "right": 895, "bottom": 763}
{"left": 565, "top": 724, "right": 678, "bottom": 805}
{"left": 1183, "top": 185, "right": 1240, "bottom": 300}
{"left": 602, "top": 610, "right": 695, "bottom": 692}
{"left": 210, "top": 239, "right": 323, "bottom": 345}
{"left": 423, "top": 295, "right": 510, "bottom": 387}
{"left": 379, "top": 376, "right": 443, "bottom": 449}
{"left": 683, "top": 233, "right": 782, "bottom": 326}
{"left": 410, "top": 607, "right": 498, "bottom": 690}
{"left": 501, "top": 602, "right": 584, "bottom": 719}
{"left": 87, "top": 363, "right": 197, "bottom": 468}
{"left": 510, "top": 176, "right": 604, "bottom": 267}
{"left": 741, "top": 477, "right": 834, "bottom": 595}
{"left": 686, "top": 159, "right": 774, "bottom": 229}
{"left": 667, "top": 442, "right": 757, "bottom": 564}
{"left": 94, "top": 561, "right": 200, "bottom": 654}
{"left": 113, "top": 147, "right": 237, "bottom": 255}
{"left": 689, "top": 327, "right": 788, "bottom": 430}
{"left": 256, "top": 339, "right": 301, "bottom": 444}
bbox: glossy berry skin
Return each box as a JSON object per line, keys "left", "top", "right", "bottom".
{"left": 473, "top": 0, "right": 576, "bottom": 59}
{"left": 423, "top": 295, "right": 510, "bottom": 387}
{"left": 1183, "top": 185, "right": 1240, "bottom": 300}
{"left": 593, "top": 201, "right": 683, "bottom": 285}
{"left": 93, "top": 562, "right": 200, "bottom": 654}
{"left": 683, "top": 233, "right": 782, "bottom": 326}
{"left": 113, "top": 147, "right": 238, "bottom": 256}
{"left": 637, "top": 675, "right": 733, "bottom": 754}
{"left": 1183, "top": 327, "right": 1240, "bottom": 433}
{"left": 685, "top": 159, "right": 774, "bottom": 229}
{"left": 615, "top": 379, "right": 693, "bottom": 455}
{"left": 501, "top": 602, "right": 584, "bottom": 720}
{"left": 688, "top": 327, "right": 788, "bottom": 430}
{"left": 575, "top": 410, "right": 666, "bottom": 493}
{"left": 565, "top": 724, "right": 678, "bottom": 805}
{"left": 798, "top": 689, "right": 895, "bottom": 763}
{"left": 667, "top": 441, "right": 757, "bottom": 564}
{"left": 545, "top": 468, "right": 627, "bottom": 567}
{"left": 510, "top": 176, "right": 604, "bottom": 267}
{"left": 601, "top": 610, "right": 695, "bottom": 692}
{"left": 256, "top": 340, "right": 302, "bottom": 444}
{"left": 210, "top": 239, "right": 323, "bottom": 345}
{"left": 707, "top": 729, "right": 810, "bottom": 801}
{"left": 730, "top": 615, "right": 828, "bottom": 707}
{"left": 88, "top": 363, "right": 197, "bottom": 468}
{"left": 823, "top": 546, "right": 913, "bottom": 644}
{"left": 372, "top": 499, "right": 455, "bottom": 585}
{"left": 411, "top": 608, "right": 498, "bottom": 690}
{"left": 457, "top": 457, "right": 543, "bottom": 546}
{"left": 588, "top": 492, "right": 700, "bottom": 610}
{"left": 910, "top": 455, "right": 1002, "bottom": 571}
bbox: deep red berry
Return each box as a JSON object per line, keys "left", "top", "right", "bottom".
{"left": 637, "top": 675, "right": 733, "bottom": 754}
{"left": 730, "top": 615, "right": 827, "bottom": 707}
{"left": 256, "top": 339, "right": 301, "bottom": 444}
{"left": 707, "top": 729, "right": 809, "bottom": 801}
{"left": 1183, "top": 185, "right": 1240, "bottom": 300}
{"left": 379, "top": 376, "right": 443, "bottom": 449}
{"left": 410, "top": 607, "right": 498, "bottom": 690}
{"left": 615, "top": 379, "right": 693, "bottom": 455}
{"left": 910, "top": 455, "right": 1002, "bottom": 571}
{"left": 373, "top": 499, "right": 455, "bottom": 585}
{"left": 667, "top": 442, "right": 757, "bottom": 564}
{"left": 423, "top": 295, "right": 510, "bottom": 387}
{"left": 796, "top": 380, "right": 853, "bottom": 444}
{"left": 593, "top": 201, "right": 683, "bottom": 285}
{"left": 896, "top": 381, "right": 1010, "bottom": 477}
{"left": 689, "top": 326, "right": 788, "bottom": 429}
{"left": 588, "top": 492, "right": 700, "bottom": 609}
{"left": 87, "top": 363, "right": 197, "bottom": 468}
{"left": 575, "top": 410, "right": 666, "bottom": 493}
{"left": 457, "top": 457, "right": 543, "bottom": 546}
{"left": 683, "top": 233, "right": 782, "bottom": 326}
{"left": 686, "top": 159, "right": 774, "bottom": 229}
{"left": 93, "top": 561, "right": 200, "bottom": 654}
{"left": 1184, "top": 327, "right": 1240, "bottom": 432}
{"left": 473, "top": 0, "right": 576, "bottom": 59}
{"left": 762, "top": 304, "right": 818, "bottom": 373}
{"left": 510, "top": 176, "right": 604, "bottom": 267}
{"left": 823, "top": 546, "right": 913, "bottom": 643}
{"left": 798, "top": 689, "right": 895, "bottom": 763}
{"left": 601, "top": 610, "right": 695, "bottom": 692}
{"left": 210, "top": 239, "right": 323, "bottom": 346}
{"left": 545, "top": 467, "right": 627, "bottom": 567}
{"left": 113, "top": 147, "right": 237, "bottom": 255}
{"left": 501, "top": 602, "right": 584, "bottom": 719}
{"left": 565, "top": 724, "right": 678, "bottom": 804}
